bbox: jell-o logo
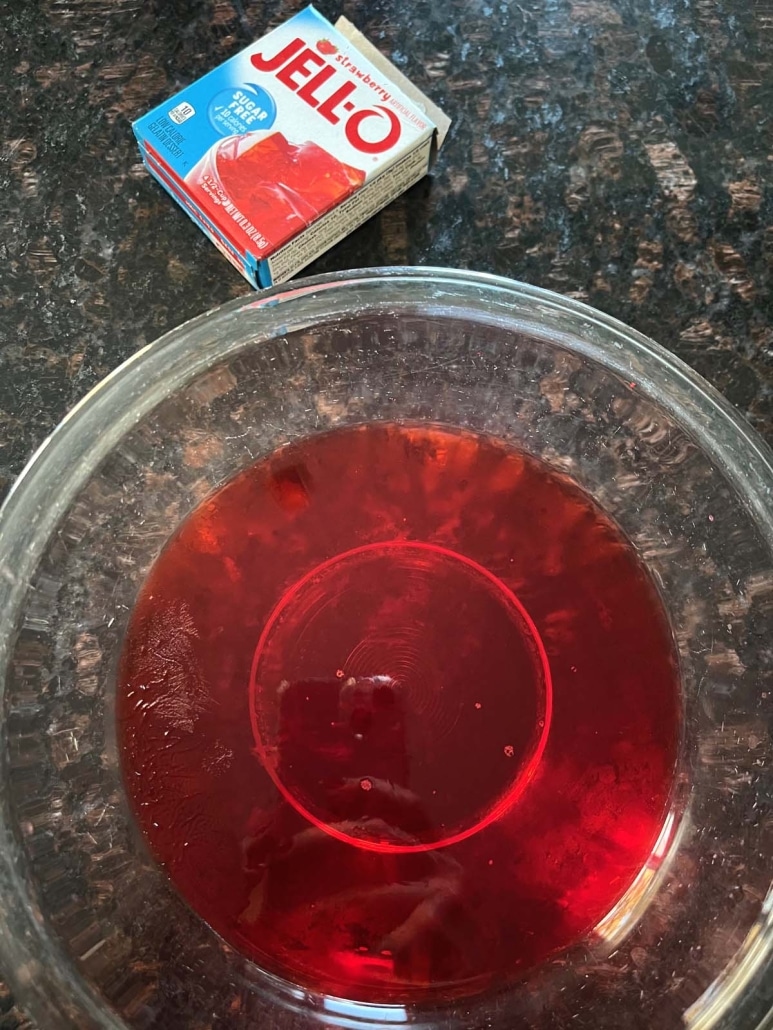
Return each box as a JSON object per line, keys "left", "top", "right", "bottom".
{"left": 251, "top": 37, "right": 402, "bottom": 154}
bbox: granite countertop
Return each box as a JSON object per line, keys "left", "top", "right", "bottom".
{"left": 0, "top": 0, "right": 771, "bottom": 1026}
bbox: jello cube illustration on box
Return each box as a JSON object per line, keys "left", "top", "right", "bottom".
{"left": 133, "top": 6, "right": 449, "bottom": 286}
{"left": 186, "top": 133, "right": 366, "bottom": 253}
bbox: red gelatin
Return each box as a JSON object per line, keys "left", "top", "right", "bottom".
{"left": 118, "top": 423, "right": 680, "bottom": 1003}
{"left": 188, "top": 131, "right": 365, "bottom": 250}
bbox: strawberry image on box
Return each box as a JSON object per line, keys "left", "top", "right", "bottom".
{"left": 133, "top": 6, "right": 450, "bottom": 287}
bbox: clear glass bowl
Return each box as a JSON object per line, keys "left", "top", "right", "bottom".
{"left": 0, "top": 268, "right": 771, "bottom": 1030}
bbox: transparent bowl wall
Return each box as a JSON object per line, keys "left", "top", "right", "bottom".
{"left": 0, "top": 269, "right": 771, "bottom": 1030}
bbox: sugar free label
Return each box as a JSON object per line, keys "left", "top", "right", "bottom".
{"left": 208, "top": 85, "right": 276, "bottom": 136}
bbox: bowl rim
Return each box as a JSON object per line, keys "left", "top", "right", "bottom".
{"left": 4, "top": 266, "right": 773, "bottom": 556}
{"left": 0, "top": 265, "right": 772, "bottom": 1029}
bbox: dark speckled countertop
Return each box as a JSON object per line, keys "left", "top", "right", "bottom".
{"left": 0, "top": 0, "right": 771, "bottom": 1025}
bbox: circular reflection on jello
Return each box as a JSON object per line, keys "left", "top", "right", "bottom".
{"left": 250, "top": 540, "right": 552, "bottom": 852}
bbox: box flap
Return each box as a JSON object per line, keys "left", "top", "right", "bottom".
{"left": 335, "top": 16, "right": 451, "bottom": 148}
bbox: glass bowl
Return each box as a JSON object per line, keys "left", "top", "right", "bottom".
{"left": 0, "top": 268, "right": 770, "bottom": 1030}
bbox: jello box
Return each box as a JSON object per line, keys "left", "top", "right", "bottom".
{"left": 133, "top": 6, "right": 450, "bottom": 287}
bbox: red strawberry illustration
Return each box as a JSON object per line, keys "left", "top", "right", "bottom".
{"left": 316, "top": 38, "right": 338, "bottom": 55}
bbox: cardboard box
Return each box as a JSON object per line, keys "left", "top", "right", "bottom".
{"left": 133, "top": 6, "right": 450, "bottom": 286}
